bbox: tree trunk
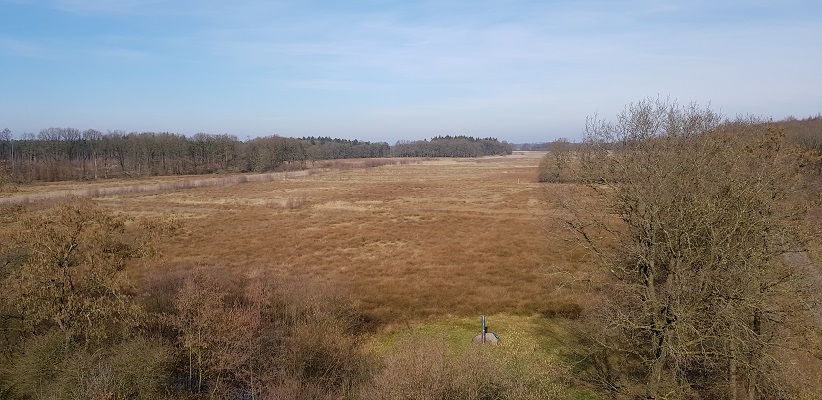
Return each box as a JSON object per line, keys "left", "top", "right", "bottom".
{"left": 730, "top": 358, "right": 738, "bottom": 400}
{"left": 644, "top": 259, "right": 667, "bottom": 394}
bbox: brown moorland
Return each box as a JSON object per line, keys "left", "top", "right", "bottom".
{"left": 14, "top": 152, "right": 589, "bottom": 329}
{"left": 110, "top": 152, "right": 593, "bottom": 328}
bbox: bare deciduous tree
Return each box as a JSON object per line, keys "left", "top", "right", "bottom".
{"left": 539, "top": 138, "right": 573, "bottom": 182}
{"left": 565, "top": 98, "right": 818, "bottom": 398}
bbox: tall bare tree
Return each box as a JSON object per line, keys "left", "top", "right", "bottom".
{"left": 81, "top": 129, "right": 102, "bottom": 179}
{"left": 566, "top": 98, "right": 818, "bottom": 398}
{"left": 0, "top": 128, "right": 10, "bottom": 159}
{"left": 0, "top": 129, "right": 13, "bottom": 193}
{"left": 538, "top": 138, "right": 573, "bottom": 182}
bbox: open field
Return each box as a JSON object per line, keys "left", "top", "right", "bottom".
{"left": 3, "top": 152, "right": 589, "bottom": 328}
{"left": 57, "top": 151, "right": 585, "bottom": 328}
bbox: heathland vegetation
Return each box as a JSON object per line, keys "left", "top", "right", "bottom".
{"left": 1, "top": 99, "right": 821, "bottom": 399}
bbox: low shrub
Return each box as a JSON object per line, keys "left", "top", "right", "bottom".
{"left": 359, "top": 335, "right": 567, "bottom": 400}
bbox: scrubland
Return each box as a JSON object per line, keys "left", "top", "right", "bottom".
{"left": 1, "top": 152, "right": 598, "bottom": 399}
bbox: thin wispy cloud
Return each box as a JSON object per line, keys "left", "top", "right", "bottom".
{"left": 1, "top": 0, "right": 820, "bottom": 142}
{"left": 96, "top": 47, "right": 153, "bottom": 62}
{"left": 52, "top": 0, "right": 180, "bottom": 15}
{"left": 0, "top": 35, "right": 52, "bottom": 58}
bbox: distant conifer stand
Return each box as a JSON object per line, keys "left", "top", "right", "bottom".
{"left": 472, "top": 315, "right": 499, "bottom": 345}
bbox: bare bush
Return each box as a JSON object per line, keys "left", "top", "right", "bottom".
{"left": 1, "top": 198, "right": 176, "bottom": 344}
{"left": 0, "top": 163, "right": 15, "bottom": 195}
{"left": 359, "top": 335, "right": 564, "bottom": 400}
{"left": 1, "top": 330, "right": 68, "bottom": 398}
{"left": 36, "top": 336, "right": 174, "bottom": 400}
{"left": 360, "top": 336, "right": 449, "bottom": 400}
{"left": 166, "top": 268, "right": 369, "bottom": 398}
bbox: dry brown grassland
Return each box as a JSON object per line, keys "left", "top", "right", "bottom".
{"left": 8, "top": 152, "right": 591, "bottom": 329}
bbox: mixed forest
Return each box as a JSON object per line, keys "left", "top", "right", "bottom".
{"left": 1, "top": 100, "right": 821, "bottom": 399}
{"left": 0, "top": 130, "right": 511, "bottom": 183}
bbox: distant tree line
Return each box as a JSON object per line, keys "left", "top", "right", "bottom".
{"left": 300, "top": 136, "right": 391, "bottom": 161}
{"left": 512, "top": 142, "right": 551, "bottom": 151}
{"left": 0, "top": 129, "right": 518, "bottom": 183}
{"left": 392, "top": 135, "right": 512, "bottom": 157}
{"left": 0, "top": 129, "right": 395, "bottom": 182}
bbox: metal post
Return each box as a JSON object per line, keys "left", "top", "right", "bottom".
{"left": 482, "top": 315, "right": 486, "bottom": 344}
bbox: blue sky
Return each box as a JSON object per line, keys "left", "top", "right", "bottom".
{"left": 1, "top": 0, "right": 821, "bottom": 143}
